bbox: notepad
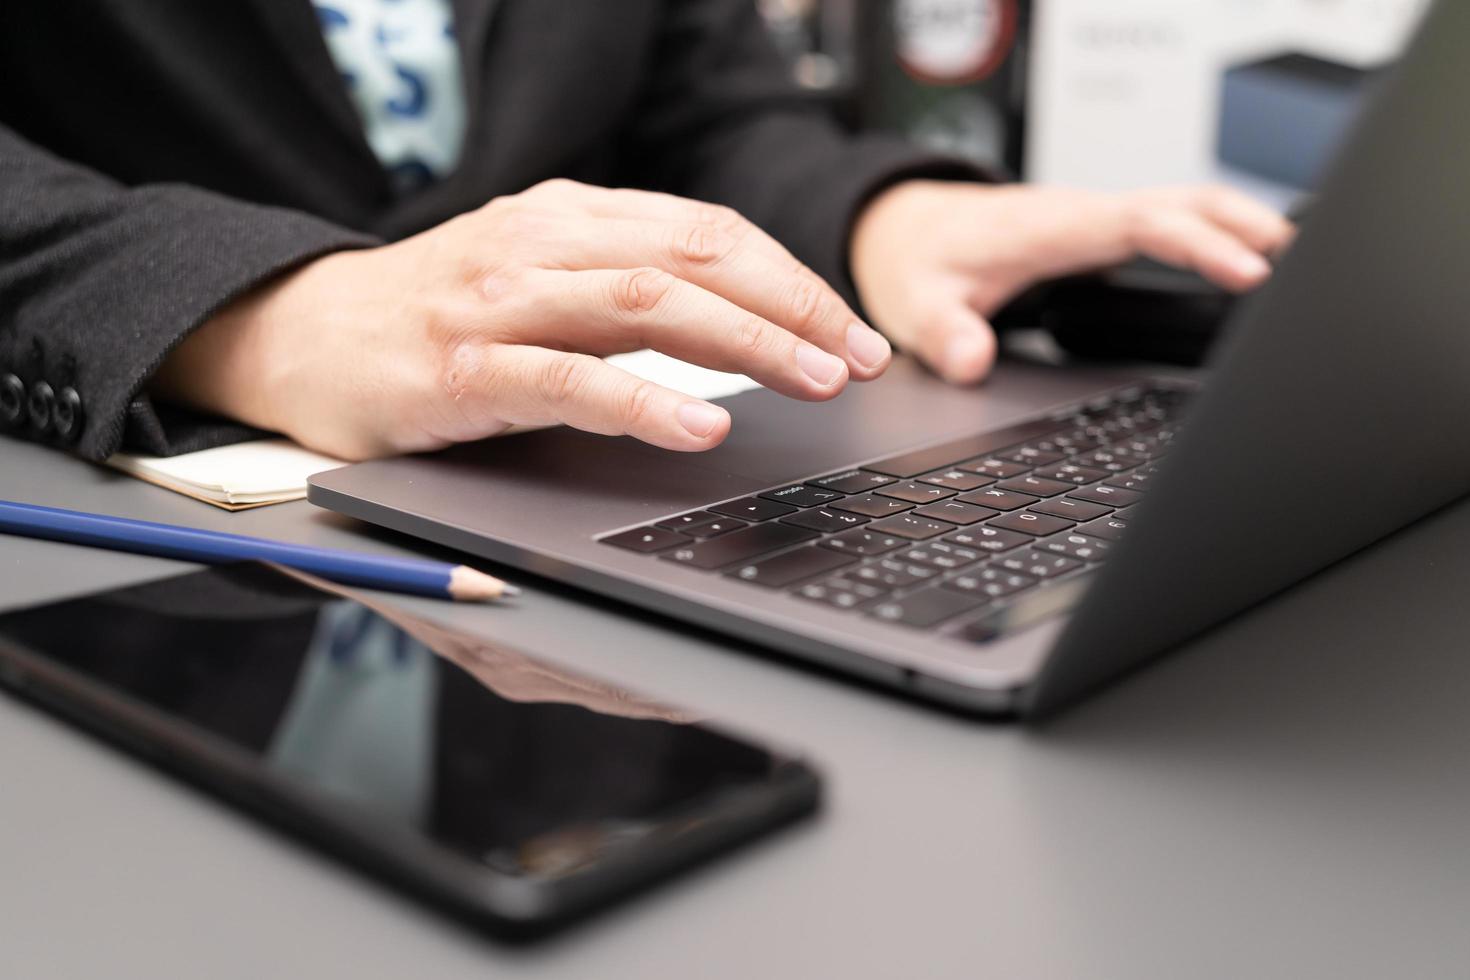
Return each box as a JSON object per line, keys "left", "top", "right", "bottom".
{"left": 106, "top": 440, "right": 346, "bottom": 510}
{"left": 107, "top": 351, "right": 761, "bottom": 510}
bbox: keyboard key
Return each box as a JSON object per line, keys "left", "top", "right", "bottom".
{"left": 1034, "top": 464, "right": 1110, "bottom": 486}
{"left": 868, "top": 514, "right": 957, "bottom": 541}
{"left": 996, "top": 549, "right": 1084, "bottom": 579}
{"left": 1110, "top": 437, "right": 1159, "bottom": 458}
{"left": 795, "top": 576, "right": 889, "bottom": 609}
{"left": 656, "top": 511, "right": 719, "bottom": 531}
{"left": 851, "top": 558, "right": 936, "bottom": 589}
{"left": 1068, "top": 484, "right": 1143, "bottom": 507}
{"left": 899, "top": 541, "right": 983, "bottom": 571}
{"left": 868, "top": 586, "right": 989, "bottom": 628}
{"left": 945, "top": 526, "right": 1030, "bottom": 554}
{"left": 782, "top": 508, "right": 869, "bottom": 533}
{"left": 726, "top": 545, "right": 856, "bottom": 588}
{"left": 602, "top": 526, "right": 689, "bottom": 553}
{"left": 945, "top": 567, "right": 1036, "bottom": 600}
{"left": 1003, "top": 446, "right": 1067, "bottom": 466}
{"left": 990, "top": 512, "right": 1076, "bottom": 537}
{"left": 865, "top": 418, "right": 1066, "bottom": 478}
{"left": 1049, "top": 430, "right": 1106, "bottom": 453}
{"left": 1029, "top": 497, "right": 1111, "bottom": 521}
{"left": 821, "top": 527, "right": 906, "bottom": 557}
{"left": 1038, "top": 533, "right": 1114, "bottom": 562}
{"left": 996, "top": 475, "right": 1073, "bottom": 498}
{"left": 711, "top": 497, "right": 799, "bottom": 522}
{"left": 832, "top": 494, "right": 914, "bottom": 518}
{"left": 1022, "top": 437, "right": 1073, "bottom": 456}
{"left": 957, "top": 457, "right": 1030, "bottom": 479}
{"left": 759, "top": 484, "right": 845, "bottom": 508}
{"left": 1070, "top": 449, "right": 1137, "bottom": 473}
{"left": 1104, "top": 469, "right": 1155, "bottom": 492}
{"left": 661, "top": 522, "right": 816, "bottom": 570}
{"left": 1078, "top": 516, "right": 1129, "bottom": 541}
{"left": 684, "top": 517, "right": 748, "bottom": 538}
{"left": 957, "top": 487, "right": 1041, "bottom": 511}
{"left": 917, "top": 468, "right": 994, "bottom": 492}
{"left": 876, "top": 481, "right": 958, "bottom": 504}
{"left": 808, "top": 469, "right": 897, "bottom": 494}
{"left": 912, "top": 500, "right": 999, "bottom": 525}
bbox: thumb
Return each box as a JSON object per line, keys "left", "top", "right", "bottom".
{"left": 906, "top": 300, "right": 998, "bottom": 385}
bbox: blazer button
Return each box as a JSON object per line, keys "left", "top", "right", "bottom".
{"left": 0, "top": 373, "right": 24, "bottom": 429}
{"left": 53, "top": 386, "right": 85, "bottom": 444}
{"left": 28, "top": 381, "right": 55, "bottom": 437}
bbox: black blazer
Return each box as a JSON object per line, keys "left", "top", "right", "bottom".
{"left": 0, "top": 0, "right": 974, "bottom": 462}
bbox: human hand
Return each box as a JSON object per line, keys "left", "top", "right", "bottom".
{"left": 849, "top": 181, "right": 1295, "bottom": 383}
{"left": 154, "top": 179, "right": 893, "bottom": 459}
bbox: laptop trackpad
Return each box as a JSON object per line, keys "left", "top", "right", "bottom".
{"left": 419, "top": 359, "right": 1129, "bottom": 509}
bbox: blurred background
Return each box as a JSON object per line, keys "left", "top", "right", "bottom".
{"left": 757, "top": 0, "right": 1429, "bottom": 210}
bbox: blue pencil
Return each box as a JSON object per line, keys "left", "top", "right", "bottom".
{"left": 0, "top": 500, "right": 517, "bottom": 603}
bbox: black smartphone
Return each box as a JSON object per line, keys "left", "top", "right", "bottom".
{"left": 0, "top": 563, "right": 820, "bottom": 938}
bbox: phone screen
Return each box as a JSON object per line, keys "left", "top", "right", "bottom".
{"left": 0, "top": 564, "right": 816, "bottom": 931}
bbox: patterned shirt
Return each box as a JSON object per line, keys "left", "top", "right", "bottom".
{"left": 312, "top": 0, "right": 467, "bottom": 193}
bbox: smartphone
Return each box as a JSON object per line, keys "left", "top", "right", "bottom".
{"left": 0, "top": 563, "right": 820, "bottom": 938}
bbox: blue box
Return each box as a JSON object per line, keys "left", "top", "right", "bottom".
{"left": 1218, "top": 53, "right": 1377, "bottom": 189}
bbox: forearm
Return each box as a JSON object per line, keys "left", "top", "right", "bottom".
{"left": 0, "top": 122, "right": 377, "bottom": 460}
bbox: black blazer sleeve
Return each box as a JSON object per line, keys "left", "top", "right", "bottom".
{"left": 0, "top": 123, "right": 377, "bottom": 461}
{"left": 619, "top": 0, "right": 991, "bottom": 309}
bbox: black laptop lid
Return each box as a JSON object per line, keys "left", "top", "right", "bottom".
{"left": 1029, "top": 0, "right": 1467, "bottom": 716}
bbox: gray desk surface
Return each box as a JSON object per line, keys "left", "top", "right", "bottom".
{"left": 3, "top": 435, "right": 1468, "bottom": 980}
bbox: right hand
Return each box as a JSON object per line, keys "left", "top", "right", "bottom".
{"left": 153, "top": 179, "right": 892, "bottom": 460}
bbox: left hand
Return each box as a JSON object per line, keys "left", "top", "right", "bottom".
{"left": 849, "top": 181, "right": 1295, "bottom": 383}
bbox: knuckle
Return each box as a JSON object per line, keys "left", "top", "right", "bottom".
{"left": 612, "top": 267, "right": 675, "bottom": 316}
{"left": 1201, "top": 184, "right": 1237, "bottom": 207}
{"left": 733, "top": 314, "right": 770, "bottom": 360}
{"left": 1189, "top": 186, "right": 1229, "bottom": 215}
{"left": 693, "top": 202, "right": 743, "bottom": 233}
{"left": 529, "top": 177, "right": 577, "bottom": 198}
{"left": 435, "top": 338, "right": 489, "bottom": 403}
{"left": 619, "top": 379, "right": 658, "bottom": 431}
{"left": 782, "top": 277, "right": 826, "bottom": 333}
{"left": 674, "top": 222, "right": 735, "bottom": 267}
{"left": 539, "top": 353, "right": 594, "bottom": 406}
{"left": 488, "top": 205, "right": 541, "bottom": 240}
{"left": 478, "top": 194, "right": 514, "bottom": 219}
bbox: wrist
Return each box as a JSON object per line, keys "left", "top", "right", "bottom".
{"left": 152, "top": 253, "right": 339, "bottom": 436}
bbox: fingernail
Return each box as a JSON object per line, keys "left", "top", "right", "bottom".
{"left": 846, "top": 322, "right": 891, "bottom": 370}
{"left": 1236, "top": 252, "right": 1271, "bottom": 281}
{"left": 796, "top": 344, "right": 846, "bottom": 387}
{"left": 676, "top": 401, "right": 726, "bottom": 438}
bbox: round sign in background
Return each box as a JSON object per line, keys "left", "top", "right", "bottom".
{"left": 893, "top": 0, "right": 1019, "bottom": 85}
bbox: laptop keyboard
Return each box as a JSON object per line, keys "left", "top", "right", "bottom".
{"left": 599, "top": 383, "right": 1191, "bottom": 639}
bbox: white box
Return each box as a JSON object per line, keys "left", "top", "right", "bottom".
{"left": 1025, "top": 0, "right": 1427, "bottom": 202}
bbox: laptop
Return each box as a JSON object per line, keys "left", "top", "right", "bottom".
{"left": 311, "top": 0, "right": 1470, "bottom": 718}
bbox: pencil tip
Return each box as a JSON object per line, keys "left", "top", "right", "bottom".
{"left": 448, "top": 566, "right": 518, "bottom": 603}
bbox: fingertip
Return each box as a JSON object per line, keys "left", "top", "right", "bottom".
{"left": 796, "top": 343, "right": 849, "bottom": 392}
{"left": 940, "top": 333, "right": 996, "bottom": 385}
{"left": 675, "top": 400, "right": 730, "bottom": 444}
{"left": 845, "top": 322, "right": 893, "bottom": 379}
{"left": 1226, "top": 251, "right": 1272, "bottom": 291}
